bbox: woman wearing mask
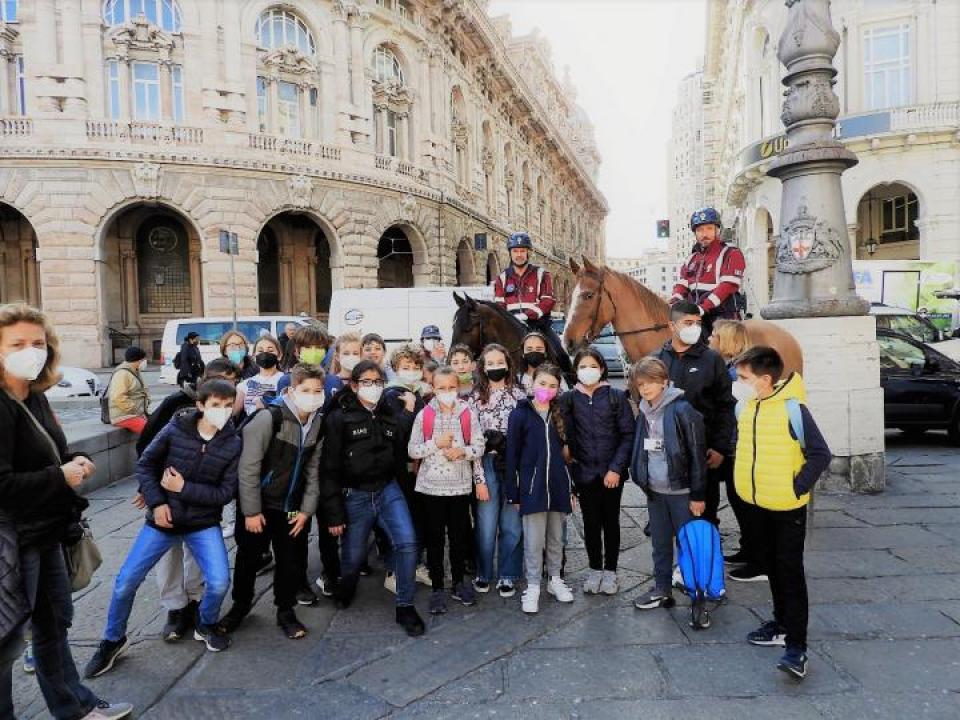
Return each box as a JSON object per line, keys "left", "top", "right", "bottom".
{"left": 518, "top": 332, "right": 568, "bottom": 397}
{"left": 219, "top": 331, "right": 257, "bottom": 381}
{"left": 469, "top": 344, "right": 526, "bottom": 598}
{"left": 235, "top": 335, "right": 285, "bottom": 418}
{"left": 0, "top": 303, "right": 133, "bottom": 719}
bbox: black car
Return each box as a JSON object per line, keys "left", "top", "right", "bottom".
{"left": 878, "top": 329, "right": 960, "bottom": 442}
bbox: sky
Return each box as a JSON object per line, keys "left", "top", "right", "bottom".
{"left": 488, "top": 0, "right": 707, "bottom": 259}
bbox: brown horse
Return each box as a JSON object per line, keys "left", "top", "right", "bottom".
{"left": 562, "top": 257, "right": 803, "bottom": 375}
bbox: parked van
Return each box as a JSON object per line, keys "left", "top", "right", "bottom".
{"left": 328, "top": 286, "right": 493, "bottom": 356}
{"left": 159, "top": 315, "right": 311, "bottom": 384}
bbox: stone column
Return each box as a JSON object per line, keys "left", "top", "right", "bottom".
{"left": 59, "top": 0, "right": 87, "bottom": 115}
{"left": 763, "top": 0, "right": 884, "bottom": 493}
{"left": 159, "top": 62, "right": 173, "bottom": 123}
{"left": 0, "top": 55, "right": 9, "bottom": 114}
{"left": 268, "top": 78, "right": 279, "bottom": 134}
{"left": 118, "top": 60, "right": 132, "bottom": 120}
{"left": 349, "top": 13, "right": 367, "bottom": 107}
{"left": 120, "top": 243, "right": 138, "bottom": 331}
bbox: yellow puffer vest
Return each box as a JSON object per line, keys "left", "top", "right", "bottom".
{"left": 734, "top": 372, "right": 808, "bottom": 511}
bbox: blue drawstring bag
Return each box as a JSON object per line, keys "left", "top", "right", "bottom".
{"left": 676, "top": 518, "right": 726, "bottom": 630}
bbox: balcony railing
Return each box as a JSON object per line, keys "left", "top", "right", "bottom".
{"left": 890, "top": 101, "right": 960, "bottom": 131}
{"left": 0, "top": 117, "right": 33, "bottom": 136}
{"left": 86, "top": 120, "right": 203, "bottom": 145}
{"left": 375, "top": 155, "right": 394, "bottom": 170}
{"left": 248, "top": 133, "right": 341, "bottom": 161}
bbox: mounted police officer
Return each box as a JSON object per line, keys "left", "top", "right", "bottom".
{"left": 493, "top": 231, "right": 569, "bottom": 374}
{"left": 671, "top": 208, "right": 747, "bottom": 338}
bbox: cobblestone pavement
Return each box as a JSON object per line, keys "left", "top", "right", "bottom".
{"left": 11, "top": 432, "right": 960, "bottom": 719}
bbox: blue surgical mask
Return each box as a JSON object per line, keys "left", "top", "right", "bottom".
{"left": 227, "top": 349, "right": 246, "bottom": 365}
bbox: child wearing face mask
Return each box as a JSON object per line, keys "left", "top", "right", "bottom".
{"left": 219, "top": 364, "right": 325, "bottom": 640}
{"left": 275, "top": 326, "right": 332, "bottom": 395}
{"left": 518, "top": 332, "right": 568, "bottom": 397}
{"left": 504, "top": 364, "right": 575, "bottom": 614}
{"left": 559, "top": 348, "right": 635, "bottom": 596}
{"left": 323, "top": 331, "right": 364, "bottom": 412}
{"left": 408, "top": 367, "right": 486, "bottom": 615}
{"left": 236, "top": 335, "right": 285, "bottom": 419}
{"left": 86, "top": 379, "right": 242, "bottom": 678}
{"left": 361, "top": 333, "right": 394, "bottom": 381}
{"left": 447, "top": 344, "right": 477, "bottom": 398}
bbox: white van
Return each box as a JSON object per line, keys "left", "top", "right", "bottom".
{"left": 159, "top": 315, "right": 311, "bottom": 384}
{"left": 327, "top": 285, "right": 494, "bottom": 356}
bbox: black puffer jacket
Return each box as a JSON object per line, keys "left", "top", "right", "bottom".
{"left": 0, "top": 390, "right": 89, "bottom": 549}
{"left": 560, "top": 385, "right": 635, "bottom": 487}
{"left": 137, "top": 411, "right": 241, "bottom": 532}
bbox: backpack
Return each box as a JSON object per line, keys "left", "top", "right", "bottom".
{"left": 421, "top": 404, "right": 472, "bottom": 445}
{"left": 734, "top": 397, "right": 805, "bottom": 449}
{"left": 100, "top": 367, "right": 143, "bottom": 425}
{"left": 676, "top": 518, "right": 726, "bottom": 630}
{"left": 172, "top": 351, "right": 182, "bottom": 370}
{"left": 238, "top": 405, "right": 285, "bottom": 487}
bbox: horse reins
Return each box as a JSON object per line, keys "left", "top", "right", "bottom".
{"left": 583, "top": 270, "right": 669, "bottom": 343}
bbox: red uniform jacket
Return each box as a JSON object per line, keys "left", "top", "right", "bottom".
{"left": 494, "top": 264, "right": 555, "bottom": 320}
{"left": 671, "top": 241, "right": 746, "bottom": 318}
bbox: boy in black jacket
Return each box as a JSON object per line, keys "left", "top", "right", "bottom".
{"left": 84, "top": 380, "right": 241, "bottom": 679}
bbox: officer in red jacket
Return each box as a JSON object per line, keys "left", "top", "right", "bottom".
{"left": 671, "top": 207, "right": 746, "bottom": 337}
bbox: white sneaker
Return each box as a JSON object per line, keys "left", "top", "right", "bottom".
{"left": 415, "top": 564, "right": 432, "bottom": 587}
{"left": 547, "top": 576, "right": 574, "bottom": 603}
{"left": 82, "top": 701, "right": 134, "bottom": 720}
{"left": 582, "top": 569, "right": 603, "bottom": 594}
{"left": 672, "top": 566, "right": 685, "bottom": 590}
{"left": 600, "top": 571, "right": 620, "bottom": 595}
{"left": 383, "top": 572, "right": 397, "bottom": 594}
{"left": 221, "top": 522, "right": 235, "bottom": 540}
{"left": 521, "top": 586, "right": 540, "bottom": 614}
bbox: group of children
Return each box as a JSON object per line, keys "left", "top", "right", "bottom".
{"left": 82, "top": 316, "right": 830, "bottom": 683}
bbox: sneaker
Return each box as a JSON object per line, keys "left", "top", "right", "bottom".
{"left": 277, "top": 609, "right": 308, "bottom": 639}
{"left": 194, "top": 623, "right": 231, "bottom": 652}
{"left": 296, "top": 586, "right": 318, "bottom": 606}
{"left": 473, "top": 578, "right": 491, "bottom": 593}
{"left": 521, "top": 586, "right": 540, "bottom": 614}
{"left": 255, "top": 550, "right": 275, "bottom": 576}
{"left": 383, "top": 572, "right": 397, "bottom": 594}
{"left": 633, "top": 588, "right": 675, "bottom": 610}
{"left": 599, "top": 571, "right": 620, "bottom": 596}
{"left": 723, "top": 549, "right": 750, "bottom": 566}
{"left": 358, "top": 561, "right": 373, "bottom": 577}
{"left": 747, "top": 620, "right": 787, "bottom": 647}
{"left": 315, "top": 575, "right": 336, "bottom": 598}
{"left": 216, "top": 603, "right": 250, "bottom": 634}
{"left": 221, "top": 522, "right": 235, "bottom": 539}
{"left": 429, "top": 589, "right": 448, "bottom": 615}
{"left": 81, "top": 700, "right": 134, "bottom": 720}
{"left": 672, "top": 566, "right": 685, "bottom": 590}
{"left": 162, "top": 608, "right": 184, "bottom": 642}
{"left": 729, "top": 566, "right": 768, "bottom": 583}
{"left": 22, "top": 642, "right": 35, "bottom": 674}
{"left": 415, "top": 564, "right": 432, "bottom": 587}
{"left": 497, "top": 579, "right": 516, "bottom": 598}
{"left": 451, "top": 582, "right": 477, "bottom": 607}
{"left": 547, "top": 576, "right": 574, "bottom": 603}
{"left": 777, "top": 647, "right": 809, "bottom": 680}
{"left": 83, "top": 637, "right": 128, "bottom": 678}
{"left": 396, "top": 606, "right": 426, "bottom": 637}
{"left": 582, "top": 569, "right": 603, "bottom": 595}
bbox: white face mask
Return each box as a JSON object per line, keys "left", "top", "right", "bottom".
{"left": 357, "top": 384, "right": 383, "bottom": 406}
{"left": 732, "top": 379, "right": 757, "bottom": 401}
{"left": 678, "top": 324, "right": 703, "bottom": 346}
{"left": 436, "top": 390, "right": 458, "bottom": 407}
{"left": 398, "top": 369, "right": 422, "bottom": 385}
{"left": 422, "top": 339, "right": 438, "bottom": 351}
{"left": 204, "top": 406, "right": 231, "bottom": 431}
{"left": 293, "top": 390, "right": 325, "bottom": 414}
{"left": 577, "top": 367, "right": 603, "bottom": 386}
{"left": 2, "top": 347, "right": 47, "bottom": 381}
{"left": 140, "top": 360, "right": 149, "bottom": 371}
{"left": 339, "top": 354, "right": 361, "bottom": 372}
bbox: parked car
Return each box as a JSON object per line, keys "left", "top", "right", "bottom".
{"left": 551, "top": 318, "right": 627, "bottom": 377}
{"left": 878, "top": 328, "right": 960, "bottom": 442}
{"left": 871, "top": 303, "right": 960, "bottom": 362}
{"left": 45, "top": 367, "right": 102, "bottom": 399}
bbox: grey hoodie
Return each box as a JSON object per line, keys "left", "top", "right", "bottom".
{"left": 639, "top": 386, "right": 687, "bottom": 495}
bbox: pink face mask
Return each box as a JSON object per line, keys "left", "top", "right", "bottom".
{"left": 533, "top": 387, "right": 557, "bottom": 404}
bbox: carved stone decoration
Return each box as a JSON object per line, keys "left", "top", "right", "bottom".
{"left": 481, "top": 148, "right": 495, "bottom": 175}
{"left": 775, "top": 203, "right": 843, "bottom": 274}
{"left": 109, "top": 16, "right": 175, "bottom": 61}
{"left": 288, "top": 174, "right": 312, "bottom": 208}
{"left": 780, "top": 76, "right": 840, "bottom": 128}
{"left": 399, "top": 193, "right": 417, "bottom": 221}
{"left": 451, "top": 119, "right": 469, "bottom": 150}
{"left": 131, "top": 162, "right": 161, "bottom": 198}
{"left": 262, "top": 48, "right": 317, "bottom": 78}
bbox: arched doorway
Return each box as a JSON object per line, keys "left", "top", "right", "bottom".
{"left": 855, "top": 183, "right": 920, "bottom": 260}
{"left": 0, "top": 203, "right": 40, "bottom": 306}
{"left": 378, "top": 226, "right": 414, "bottom": 288}
{"left": 456, "top": 237, "right": 475, "bottom": 286}
{"left": 485, "top": 252, "right": 499, "bottom": 285}
{"left": 256, "top": 212, "right": 335, "bottom": 317}
{"left": 99, "top": 203, "right": 203, "bottom": 362}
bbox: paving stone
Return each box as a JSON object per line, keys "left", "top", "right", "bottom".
{"left": 812, "top": 690, "right": 960, "bottom": 720}
{"left": 807, "top": 574, "right": 960, "bottom": 604}
{"left": 844, "top": 507, "right": 960, "bottom": 526}
{"left": 891, "top": 546, "right": 960, "bottom": 574}
{"left": 807, "top": 510, "right": 870, "bottom": 528}
{"left": 820, "top": 638, "right": 960, "bottom": 692}
{"left": 805, "top": 526, "right": 950, "bottom": 551}
{"left": 673, "top": 603, "right": 764, "bottom": 645}
{"left": 532, "top": 602, "right": 689, "bottom": 648}
{"left": 803, "top": 549, "right": 916, "bottom": 578}
{"left": 806, "top": 602, "right": 960, "bottom": 641}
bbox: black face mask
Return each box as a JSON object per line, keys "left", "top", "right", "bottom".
{"left": 523, "top": 351, "right": 546, "bottom": 369}
{"left": 485, "top": 367, "right": 509, "bottom": 382}
{"left": 255, "top": 352, "right": 278, "bottom": 369}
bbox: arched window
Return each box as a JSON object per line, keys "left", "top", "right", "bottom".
{"left": 255, "top": 8, "right": 315, "bottom": 56}
{"left": 103, "top": 0, "right": 181, "bottom": 33}
{"left": 373, "top": 46, "right": 403, "bottom": 85}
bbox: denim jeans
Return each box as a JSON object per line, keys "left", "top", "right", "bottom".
{"left": 0, "top": 543, "right": 98, "bottom": 720}
{"left": 474, "top": 454, "right": 523, "bottom": 583}
{"left": 105, "top": 524, "right": 230, "bottom": 641}
{"left": 339, "top": 481, "right": 417, "bottom": 607}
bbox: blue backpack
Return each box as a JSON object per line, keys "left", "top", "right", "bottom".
{"left": 676, "top": 518, "right": 726, "bottom": 630}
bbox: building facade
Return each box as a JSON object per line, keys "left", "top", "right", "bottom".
{"left": 0, "top": 0, "right": 606, "bottom": 366}
{"left": 607, "top": 251, "right": 677, "bottom": 300}
{"left": 666, "top": 67, "right": 706, "bottom": 267}
{"left": 692, "top": 0, "right": 959, "bottom": 308}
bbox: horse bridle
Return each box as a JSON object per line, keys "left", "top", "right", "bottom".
{"left": 582, "top": 270, "right": 669, "bottom": 344}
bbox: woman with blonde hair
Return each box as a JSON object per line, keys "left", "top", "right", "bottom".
{"left": 0, "top": 303, "right": 132, "bottom": 719}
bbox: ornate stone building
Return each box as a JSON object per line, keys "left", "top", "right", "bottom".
{"left": 0, "top": 0, "right": 606, "bottom": 366}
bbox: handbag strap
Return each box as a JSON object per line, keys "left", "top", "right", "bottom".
{"left": 3, "top": 389, "right": 63, "bottom": 467}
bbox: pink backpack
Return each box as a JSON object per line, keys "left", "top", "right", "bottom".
{"left": 421, "top": 404, "right": 473, "bottom": 444}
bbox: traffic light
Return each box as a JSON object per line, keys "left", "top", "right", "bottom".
{"left": 657, "top": 220, "right": 670, "bottom": 238}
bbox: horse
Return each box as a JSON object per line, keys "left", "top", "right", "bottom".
{"left": 562, "top": 256, "right": 804, "bottom": 376}
{"left": 451, "top": 293, "right": 574, "bottom": 377}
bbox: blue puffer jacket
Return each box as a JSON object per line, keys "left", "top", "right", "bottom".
{"left": 560, "top": 385, "right": 635, "bottom": 487}
{"left": 504, "top": 399, "right": 572, "bottom": 516}
{"left": 137, "top": 411, "right": 241, "bottom": 533}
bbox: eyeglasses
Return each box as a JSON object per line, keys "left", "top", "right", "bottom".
{"left": 225, "top": 342, "right": 246, "bottom": 351}
{"left": 357, "top": 379, "right": 384, "bottom": 388}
